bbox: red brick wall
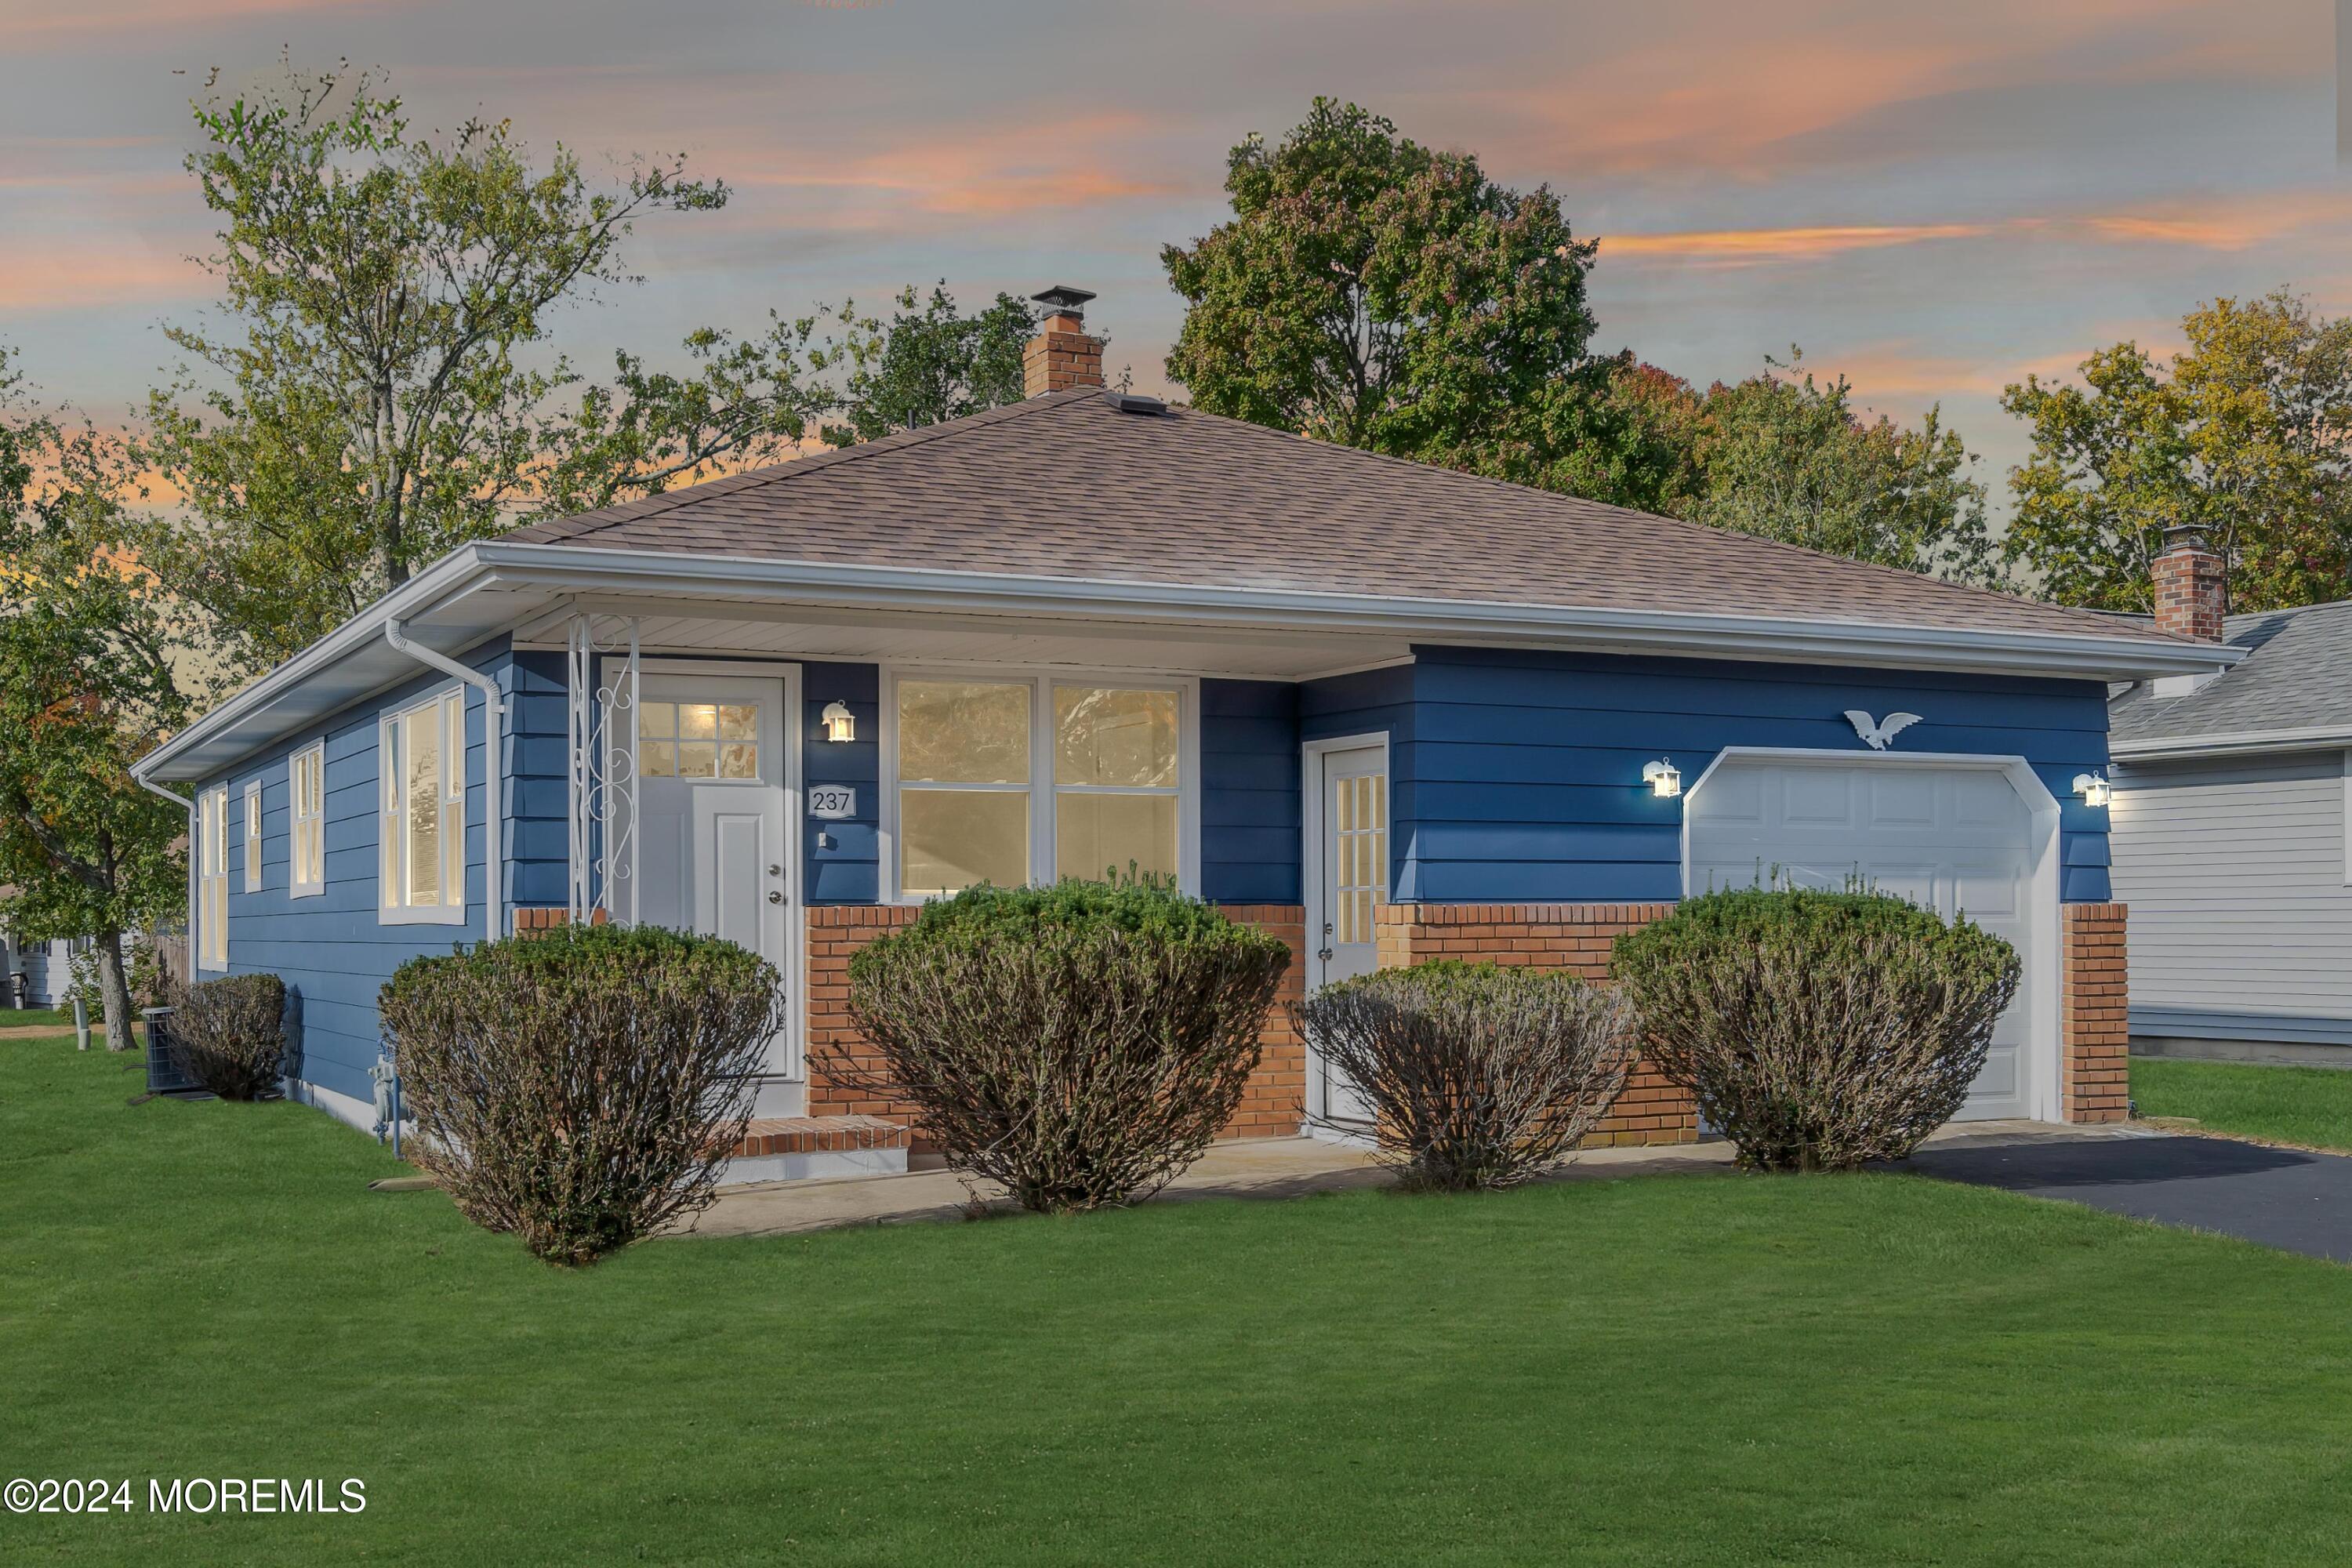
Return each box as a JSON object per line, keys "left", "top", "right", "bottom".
{"left": 802, "top": 902, "right": 1309, "bottom": 1141}
{"left": 1373, "top": 902, "right": 1697, "bottom": 1147}
{"left": 2062, "top": 902, "right": 2130, "bottom": 1123}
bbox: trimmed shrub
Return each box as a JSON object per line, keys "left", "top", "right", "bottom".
{"left": 1294, "top": 960, "right": 1636, "bottom": 1190}
{"left": 165, "top": 972, "right": 286, "bottom": 1100}
{"left": 837, "top": 880, "right": 1292, "bottom": 1212}
{"left": 1610, "top": 886, "right": 2021, "bottom": 1172}
{"left": 379, "top": 922, "right": 784, "bottom": 1266}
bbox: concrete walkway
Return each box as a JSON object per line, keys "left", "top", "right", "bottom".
{"left": 1897, "top": 1129, "right": 2352, "bottom": 1263}
{"left": 689, "top": 1118, "right": 2143, "bottom": 1240}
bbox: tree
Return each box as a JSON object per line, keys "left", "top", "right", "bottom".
{"left": 813, "top": 283, "right": 1040, "bottom": 446}
{"left": 140, "top": 60, "right": 782, "bottom": 675}
{"left": 2002, "top": 289, "right": 2352, "bottom": 613}
{"left": 1161, "top": 98, "right": 1599, "bottom": 461}
{"left": 1686, "top": 354, "right": 2000, "bottom": 586}
{"left": 1471, "top": 355, "right": 1706, "bottom": 516}
{"left": 0, "top": 350, "right": 191, "bottom": 1050}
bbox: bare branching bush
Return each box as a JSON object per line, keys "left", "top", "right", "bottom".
{"left": 1611, "top": 887, "right": 2020, "bottom": 1172}
{"left": 835, "top": 880, "right": 1292, "bottom": 1213}
{"left": 165, "top": 972, "right": 286, "bottom": 1100}
{"left": 379, "top": 923, "right": 784, "bottom": 1266}
{"left": 1295, "top": 961, "right": 1636, "bottom": 1190}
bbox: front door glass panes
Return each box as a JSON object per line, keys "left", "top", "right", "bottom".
{"left": 640, "top": 701, "right": 760, "bottom": 779}
{"left": 1330, "top": 771, "right": 1385, "bottom": 944}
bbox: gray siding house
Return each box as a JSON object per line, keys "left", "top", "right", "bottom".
{"left": 2110, "top": 543, "right": 2352, "bottom": 1062}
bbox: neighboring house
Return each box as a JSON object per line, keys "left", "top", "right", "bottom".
{"left": 131, "top": 288, "right": 2230, "bottom": 1176}
{"left": 0, "top": 923, "right": 81, "bottom": 1009}
{"left": 2110, "top": 553, "right": 2352, "bottom": 1064}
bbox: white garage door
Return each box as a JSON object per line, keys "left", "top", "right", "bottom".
{"left": 1686, "top": 757, "right": 2042, "bottom": 1122}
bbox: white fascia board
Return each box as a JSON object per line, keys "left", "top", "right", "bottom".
{"left": 477, "top": 542, "right": 2241, "bottom": 681}
{"left": 138, "top": 539, "right": 2242, "bottom": 782}
{"left": 2110, "top": 724, "right": 2352, "bottom": 762}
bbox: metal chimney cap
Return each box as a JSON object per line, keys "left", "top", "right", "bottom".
{"left": 1032, "top": 285, "right": 1097, "bottom": 314}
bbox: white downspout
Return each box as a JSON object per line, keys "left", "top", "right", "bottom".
{"left": 134, "top": 775, "right": 197, "bottom": 985}
{"left": 385, "top": 621, "right": 506, "bottom": 939}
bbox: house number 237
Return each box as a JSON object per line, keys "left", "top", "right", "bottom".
{"left": 808, "top": 786, "right": 858, "bottom": 819}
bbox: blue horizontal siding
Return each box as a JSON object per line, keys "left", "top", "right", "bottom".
{"left": 201, "top": 638, "right": 522, "bottom": 1111}
{"left": 804, "top": 662, "right": 880, "bottom": 906}
{"left": 1202, "top": 678, "right": 1300, "bottom": 904}
{"left": 1399, "top": 646, "right": 2114, "bottom": 904}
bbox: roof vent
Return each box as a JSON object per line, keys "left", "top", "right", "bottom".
{"left": 1102, "top": 390, "right": 1166, "bottom": 416}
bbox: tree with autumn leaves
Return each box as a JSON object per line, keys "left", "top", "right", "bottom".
{"left": 0, "top": 350, "right": 192, "bottom": 1049}
{"left": 2002, "top": 289, "right": 2352, "bottom": 615}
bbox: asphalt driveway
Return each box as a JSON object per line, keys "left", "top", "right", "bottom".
{"left": 1897, "top": 1130, "right": 2352, "bottom": 1263}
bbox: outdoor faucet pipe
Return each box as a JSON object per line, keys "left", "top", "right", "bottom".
{"left": 384, "top": 619, "right": 505, "bottom": 939}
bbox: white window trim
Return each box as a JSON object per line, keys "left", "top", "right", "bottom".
{"left": 198, "top": 785, "right": 229, "bottom": 971}
{"left": 289, "top": 741, "right": 325, "bottom": 898}
{"left": 378, "top": 685, "right": 468, "bottom": 927}
{"left": 242, "top": 779, "right": 263, "bottom": 891}
{"left": 879, "top": 664, "right": 1201, "bottom": 904}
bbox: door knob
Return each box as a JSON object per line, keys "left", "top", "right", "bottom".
{"left": 767, "top": 864, "right": 782, "bottom": 877}
{"left": 1317, "top": 946, "right": 1334, "bottom": 962}
{"left": 767, "top": 890, "right": 784, "bottom": 905}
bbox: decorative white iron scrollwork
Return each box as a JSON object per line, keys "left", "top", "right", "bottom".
{"left": 567, "top": 615, "right": 641, "bottom": 925}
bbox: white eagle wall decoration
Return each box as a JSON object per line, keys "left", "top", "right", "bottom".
{"left": 1845, "top": 710, "right": 1922, "bottom": 750}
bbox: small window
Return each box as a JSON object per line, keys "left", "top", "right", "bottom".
{"left": 243, "top": 780, "right": 263, "bottom": 891}
{"left": 1052, "top": 684, "right": 1180, "bottom": 885}
{"left": 289, "top": 742, "right": 325, "bottom": 897}
{"left": 379, "top": 689, "right": 466, "bottom": 924}
{"left": 198, "top": 786, "right": 229, "bottom": 970}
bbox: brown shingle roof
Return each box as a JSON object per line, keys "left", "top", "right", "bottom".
{"left": 506, "top": 388, "right": 2188, "bottom": 644}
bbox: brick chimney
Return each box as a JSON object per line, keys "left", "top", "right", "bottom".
{"left": 2151, "top": 523, "right": 2225, "bottom": 641}
{"left": 1022, "top": 285, "right": 1103, "bottom": 397}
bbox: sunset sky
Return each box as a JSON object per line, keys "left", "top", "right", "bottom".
{"left": 0, "top": 0, "right": 2341, "bottom": 509}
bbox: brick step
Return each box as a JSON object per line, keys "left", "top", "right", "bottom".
{"left": 731, "top": 1114, "right": 911, "bottom": 1159}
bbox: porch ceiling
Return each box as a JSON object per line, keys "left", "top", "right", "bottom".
{"left": 513, "top": 596, "right": 1410, "bottom": 679}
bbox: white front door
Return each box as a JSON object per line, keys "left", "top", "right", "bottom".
{"left": 1685, "top": 757, "right": 2045, "bottom": 1122}
{"left": 632, "top": 673, "right": 796, "bottom": 1112}
{"left": 1308, "top": 742, "right": 1388, "bottom": 1126}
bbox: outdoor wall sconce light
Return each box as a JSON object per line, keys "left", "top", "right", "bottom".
{"left": 2072, "top": 771, "right": 2111, "bottom": 808}
{"left": 820, "top": 701, "right": 856, "bottom": 743}
{"left": 1642, "top": 758, "right": 1683, "bottom": 799}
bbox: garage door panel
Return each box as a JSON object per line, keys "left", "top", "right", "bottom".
{"left": 1784, "top": 769, "right": 1856, "bottom": 826}
{"left": 1868, "top": 773, "right": 1937, "bottom": 827}
{"left": 1689, "top": 757, "right": 2042, "bottom": 1123}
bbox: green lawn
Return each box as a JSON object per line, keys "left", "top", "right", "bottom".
{"left": 0, "top": 1006, "right": 89, "bottom": 1032}
{"left": 2132, "top": 1054, "right": 2352, "bottom": 1153}
{"left": 9, "top": 1036, "right": 2352, "bottom": 1567}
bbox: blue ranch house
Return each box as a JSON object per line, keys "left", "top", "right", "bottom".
{"left": 133, "top": 289, "right": 2236, "bottom": 1173}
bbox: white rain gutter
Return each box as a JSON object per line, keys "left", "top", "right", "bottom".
{"left": 383, "top": 619, "right": 505, "bottom": 938}
{"left": 2111, "top": 723, "right": 2352, "bottom": 762}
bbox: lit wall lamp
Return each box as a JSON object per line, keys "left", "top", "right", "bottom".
{"left": 1642, "top": 758, "right": 1683, "bottom": 800}
{"left": 820, "top": 701, "right": 857, "bottom": 743}
{"left": 2072, "top": 771, "right": 2111, "bottom": 808}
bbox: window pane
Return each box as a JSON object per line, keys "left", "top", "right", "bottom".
{"left": 642, "top": 739, "right": 676, "bottom": 777}
{"left": 1054, "top": 687, "right": 1178, "bottom": 788}
{"left": 1054, "top": 792, "right": 1178, "bottom": 885}
{"left": 442, "top": 786, "right": 464, "bottom": 909}
{"left": 640, "top": 701, "right": 676, "bottom": 739}
{"left": 404, "top": 706, "right": 440, "bottom": 906}
{"left": 718, "top": 704, "right": 757, "bottom": 740}
{"left": 899, "top": 681, "right": 1029, "bottom": 784}
{"left": 677, "top": 741, "right": 717, "bottom": 779}
{"left": 901, "top": 788, "right": 1029, "bottom": 896}
{"left": 718, "top": 742, "right": 758, "bottom": 779}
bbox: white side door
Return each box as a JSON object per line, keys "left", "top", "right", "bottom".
{"left": 631, "top": 673, "right": 795, "bottom": 1110}
{"left": 1308, "top": 742, "right": 1388, "bottom": 1126}
{"left": 1686, "top": 757, "right": 2040, "bottom": 1122}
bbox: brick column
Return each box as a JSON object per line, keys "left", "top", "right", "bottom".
{"left": 1371, "top": 902, "right": 1695, "bottom": 1147}
{"left": 2062, "top": 902, "right": 2130, "bottom": 1123}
